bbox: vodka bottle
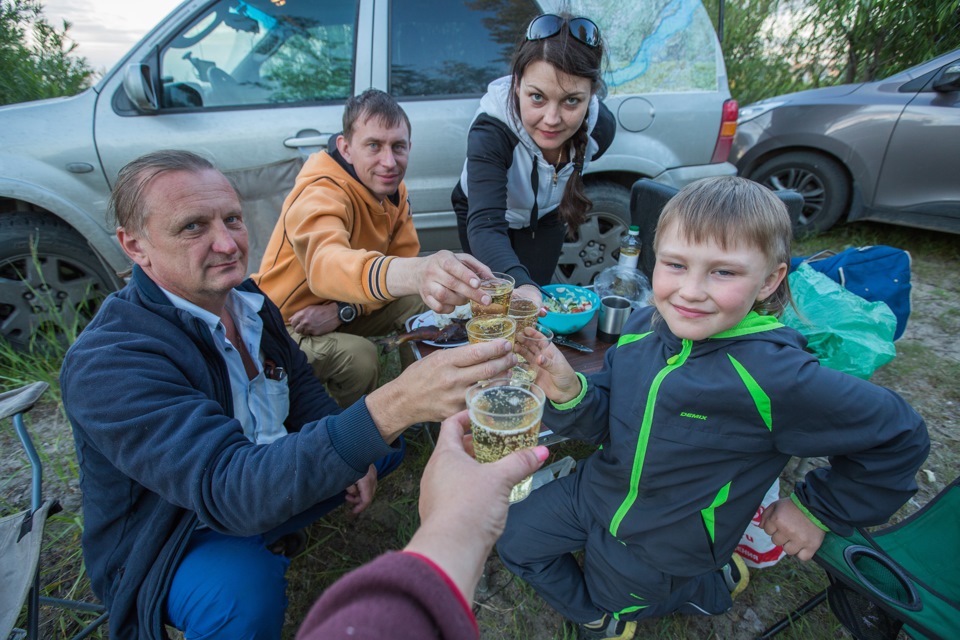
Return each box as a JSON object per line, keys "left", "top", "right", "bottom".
{"left": 618, "top": 225, "right": 641, "bottom": 270}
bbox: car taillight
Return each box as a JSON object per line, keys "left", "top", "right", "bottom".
{"left": 710, "top": 99, "right": 739, "bottom": 163}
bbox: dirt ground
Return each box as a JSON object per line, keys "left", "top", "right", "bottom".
{"left": 2, "top": 222, "right": 958, "bottom": 639}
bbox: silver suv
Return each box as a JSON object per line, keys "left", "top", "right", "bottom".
{"left": 0, "top": 0, "right": 736, "bottom": 346}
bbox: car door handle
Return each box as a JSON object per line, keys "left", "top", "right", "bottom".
{"left": 283, "top": 133, "right": 333, "bottom": 148}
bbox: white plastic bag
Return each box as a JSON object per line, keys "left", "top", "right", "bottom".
{"left": 734, "top": 479, "right": 786, "bottom": 568}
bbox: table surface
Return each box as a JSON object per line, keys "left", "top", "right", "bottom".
{"left": 409, "top": 314, "right": 613, "bottom": 374}
{"left": 409, "top": 314, "right": 615, "bottom": 445}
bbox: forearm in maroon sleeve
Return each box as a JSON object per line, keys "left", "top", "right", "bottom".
{"left": 296, "top": 551, "right": 479, "bottom": 640}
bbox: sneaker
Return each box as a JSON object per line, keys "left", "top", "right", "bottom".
{"left": 722, "top": 553, "right": 750, "bottom": 599}
{"left": 572, "top": 614, "right": 637, "bottom": 640}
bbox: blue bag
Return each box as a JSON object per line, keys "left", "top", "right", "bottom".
{"left": 790, "top": 246, "right": 911, "bottom": 340}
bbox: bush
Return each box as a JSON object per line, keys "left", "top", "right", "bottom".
{"left": 0, "top": 0, "right": 94, "bottom": 106}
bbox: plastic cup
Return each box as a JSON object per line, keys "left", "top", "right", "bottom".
{"left": 512, "top": 324, "right": 554, "bottom": 382}
{"left": 509, "top": 295, "right": 541, "bottom": 361}
{"left": 466, "top": 315, "right": 516, "bottom": 346}
{"left": 471, "top": 272, "right": 515, "bottom": 317}
{"left": 466, "top": 378, "right": 546, "bottom": 502}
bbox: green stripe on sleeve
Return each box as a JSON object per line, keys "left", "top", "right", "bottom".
{"left": 550, "top": 372, "right": 589, "bottom": 410}
{"left": 790, "top": 493, "right": 831, "bottom": 532}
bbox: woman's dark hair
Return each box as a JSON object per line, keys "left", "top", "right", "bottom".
{"left": 509, "top": 13, "right": 605, "bottom": 232}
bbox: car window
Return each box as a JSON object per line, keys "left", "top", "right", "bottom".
{"left": 389, "top": 0, "right": 538, "bottom": 98}
{"left": 159, "top": 0, "right": 358, "bottom": 109}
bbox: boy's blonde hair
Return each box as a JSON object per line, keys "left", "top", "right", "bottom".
{"left": 653, "top": 176, "right": 793, "bottom": 316}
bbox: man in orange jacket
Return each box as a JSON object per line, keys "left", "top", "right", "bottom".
{"left": 256, "top": 89, "right": 486, "bottom": 406}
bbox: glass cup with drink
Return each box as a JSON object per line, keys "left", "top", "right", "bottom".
{"left": 466, "top": 377, "right": 546, "bottom": 502}
{"left": 508, "top": 294, "right": 540, "bottom": 354}
{"left": 511, "top": 324, "right": 554, "bottom": 384}
{"left": 465, "top": 315, "right": 517, "bottom": 346}
{"left": 471, "top": 272, "right": 515, "bottom": 318}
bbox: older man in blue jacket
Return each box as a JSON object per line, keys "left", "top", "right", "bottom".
{"left": 60, "top": 150, "right": 515, "bottom": 640}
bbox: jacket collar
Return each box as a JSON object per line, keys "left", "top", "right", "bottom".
{"left": 327, "top": 145, "right": 401, "bottom": 207}
{"left": 129, "top": 265, "right": 262, "bottom": 318}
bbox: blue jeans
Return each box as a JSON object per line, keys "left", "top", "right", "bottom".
{"left": 165, "top": 440, "right": 405, "bottom": 639}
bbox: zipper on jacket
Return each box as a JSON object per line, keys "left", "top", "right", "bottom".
{"left": 194, "top": 317, "right": 234, "bottom": 416}
{"left": 609, "top": 339, "right": 693, "bottom": 538}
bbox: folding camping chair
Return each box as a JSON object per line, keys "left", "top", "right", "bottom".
{"left": 0, "top": 382, "right": 107, "bottom": 640}
{"left": 629, "top": 178, "right": 804, "bottom": 282}
{"left": 760, "top": 476, "right": 960, "bottom": 640}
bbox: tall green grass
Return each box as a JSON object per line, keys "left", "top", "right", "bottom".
{"left": 0, "top": 250, "right": 107, "bottom": 637}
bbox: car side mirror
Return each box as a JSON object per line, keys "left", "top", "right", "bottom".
{"left": 933, "top": 63, "right": 960, "bottom": 92}
{"left": 122, "top": 64, "right": 159, "bottom": 113}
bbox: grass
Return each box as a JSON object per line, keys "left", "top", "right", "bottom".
{"left": 0, "top": 282, "right": 105, "bottom": 635}
{"left": 2, "top": 219, "right": 957, "bottom": 638}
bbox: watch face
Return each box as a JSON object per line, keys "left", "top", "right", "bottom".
{"left": 339, "top": 304, "right": 356, "bottom": 322}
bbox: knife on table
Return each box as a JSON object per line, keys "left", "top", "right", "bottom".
{"left": 552, "top": 335, "right": 593, "bottom": 352}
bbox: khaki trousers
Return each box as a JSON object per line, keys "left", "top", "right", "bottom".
{"left": 288, "top": 295, "right": 426, "bottom": 408}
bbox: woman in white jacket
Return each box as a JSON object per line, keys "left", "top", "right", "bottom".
{"left": 452, "top": 13, "right": 615, "bottom": 305}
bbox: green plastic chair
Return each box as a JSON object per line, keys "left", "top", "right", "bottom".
{"left": 760, "top": 476, "right": 960, "bottom": 639}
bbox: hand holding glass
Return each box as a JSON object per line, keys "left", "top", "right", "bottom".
{"left": 512, "top": 324, "right": 555, "bottom": 383}
{"left": 466, "top": 378, "right": 546, "bottom": 502}
{"left": 471, "top": 272, "right": 515, "bottom": 317}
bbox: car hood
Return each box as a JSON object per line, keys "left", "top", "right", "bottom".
{"left": 756, "top": 83, "right": 864, "bottom": 107}
{"left": 0, "top": 93, "right": 80, "bottom": 113}
{"left": 0, "top": 87, "right": 107, "bottom": 208}
{"left": 0, "top": 89, "right": 97, "bottom": 149}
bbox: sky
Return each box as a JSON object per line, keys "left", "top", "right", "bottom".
{"left": 43, "top": 0, "right": 184, "bottom": 72}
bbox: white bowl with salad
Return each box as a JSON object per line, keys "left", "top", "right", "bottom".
{"left": 538, "top": 284, "right": 601, "bottom": 335}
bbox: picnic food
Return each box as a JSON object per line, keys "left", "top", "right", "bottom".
{"left": 376, "top": 318, "right": 468, "bottom": 352}
{"left": 543, "top": 288, "right": 595, "bottom": 314}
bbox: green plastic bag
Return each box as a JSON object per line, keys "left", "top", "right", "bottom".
{"left": 781, "top": 264, "right": 897, "bottom": 379}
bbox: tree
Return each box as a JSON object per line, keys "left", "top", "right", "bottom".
{"left": 706, "top": 0, "right": 960, "bottom": 106}
{"left": 792, "top": 0, "right": 960, "bottom": 85}
{"left": 0, "top": 0, "right": 94, "bottom": 105}
{"left": 704, "top": 0, "right": 809, "bottom": 105}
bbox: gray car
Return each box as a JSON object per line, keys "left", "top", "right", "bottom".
{"left": 732, "top": 49, "right": 960, "bottom": 235}
{"left": 0, "top": 0, "right": 737, "bottom": 347}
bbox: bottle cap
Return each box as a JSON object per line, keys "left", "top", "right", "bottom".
{"left": 628, "top": 225, "right": 639, "bottom": 235}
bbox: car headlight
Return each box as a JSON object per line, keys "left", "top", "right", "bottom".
{"left": 737, "top": 100, "right": 787, "bottom": 124}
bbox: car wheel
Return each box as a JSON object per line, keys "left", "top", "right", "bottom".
{"left": 0, "top": 213, "right": 118, "bottom": 349}
{"left": 749, "top": 151, "right": 850, "bottom": 234}
{"left": 554, "top": 181, "right": 631, "bottom": 285}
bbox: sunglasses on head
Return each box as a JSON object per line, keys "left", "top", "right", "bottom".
{"left": 525, "top": 14, "right": 601, "bottom": 48}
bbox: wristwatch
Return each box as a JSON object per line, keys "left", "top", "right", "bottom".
{"left": 336, "top": 302, "right": 357, "bottom": 324}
